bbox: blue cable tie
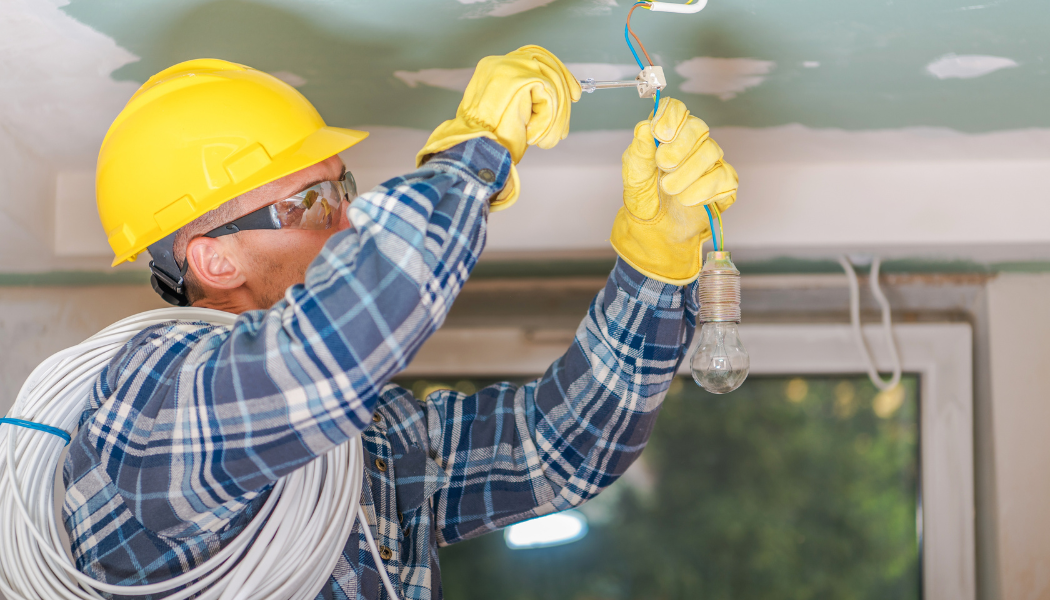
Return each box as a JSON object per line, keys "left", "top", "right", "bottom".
{"left": 704, "top": 204, "right": 719, "bottom": 251}
{"left": 0, "top": 418, "right": 71, "bottom": 446}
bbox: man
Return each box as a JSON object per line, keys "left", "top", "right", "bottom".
{"left": 65, "top": 46, "right": 737, "bottom": 599}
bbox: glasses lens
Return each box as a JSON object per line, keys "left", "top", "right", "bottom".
{"left": 272, "top": 180, "right": 345, "bottom": 230}
{"left": 340, "top": 170, "right": 358, "bottom": 200}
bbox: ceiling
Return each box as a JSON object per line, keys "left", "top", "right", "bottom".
{"left": 3, "top": 0, "right": 1050, "bottom": 275}
{"left": 63, "top": 0, "right": 1049, "bottom": 133}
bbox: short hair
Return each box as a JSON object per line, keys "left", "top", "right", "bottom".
{"left": 172, "top": 199, "right": 243, "bottom": 304}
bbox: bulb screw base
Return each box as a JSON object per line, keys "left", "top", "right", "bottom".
{"left": 698, "top": 251, "right": 741, "bottom": 323}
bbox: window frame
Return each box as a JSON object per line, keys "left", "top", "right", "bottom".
{"left": 404, "top": 321, "right": 975, "bottom": 600}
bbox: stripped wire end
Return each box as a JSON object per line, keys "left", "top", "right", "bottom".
{"left": 712, "top": 202, "right": 725, "bottom": 249}
{"left": 704, "top": 204, "right": 720, "bottom": 251}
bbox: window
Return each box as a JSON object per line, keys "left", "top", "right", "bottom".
{"left": 403, "top": 322, "right": 975, "bottom": 600}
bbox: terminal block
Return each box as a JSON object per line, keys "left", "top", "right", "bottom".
{"left": 635, "top": 66, "right": 666, "bottom": 99}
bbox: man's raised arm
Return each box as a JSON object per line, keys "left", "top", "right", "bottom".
{"left": 425, "top": 97, "right": 740, "bottom": 543}
{"left": 70, "top": 48, "right": 582, "bottom": 540}
{"left": 426, "top": 259, "right": 698, "bottom": 543}
{"left": 77, "top": 140, "right": 508, "bottom": 538}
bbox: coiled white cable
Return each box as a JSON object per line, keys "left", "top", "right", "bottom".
{"left": 838, "top": 256, "right": 903, "bottom": 391}
{"left": 0, "top": 308, "right": 401, "bottom": 600}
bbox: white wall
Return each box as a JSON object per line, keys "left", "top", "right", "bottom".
{"left": 40, "top": 123, "right": 1050, "bottom": 269}
{"left": 0, "top": 125, "right": 56, "bottom": 270}
{"left": 0, "top": 286, "right": 166, "bottom": 416}
{"left": 987, "top": 274, "right": 1050, "bottom": 600}
{"left": 342, "top": 125, "right": 1050, "bottom": 265}
{"left": 0, "top": 0, "right": 137, "bottom": 273}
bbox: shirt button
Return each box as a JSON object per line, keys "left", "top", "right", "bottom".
{"left": 379, "top": 546, "right": 393, "bottom": 561}
{"left": 375, "top": 458, "right": 387, "bottom": 472}
{"left": 372, "top": 413, "right": 382, "bottom": 423}
{"left": 478, "top": 169, "right": 496, "bottom": 183}
{"left": 398, "top": 511, "right": 404, "bottom": 523}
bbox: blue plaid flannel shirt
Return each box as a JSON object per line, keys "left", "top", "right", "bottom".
{"left": 62, "top": 137, "right": 698, "bottom": 599}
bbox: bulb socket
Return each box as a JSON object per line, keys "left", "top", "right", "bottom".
{"left": 698, "top": 251, "right": 741, "bottom": 323}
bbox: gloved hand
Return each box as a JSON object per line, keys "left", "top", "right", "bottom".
{"left": 416, "top": 45, "right": 582, "bottom": 210}
{"left": 610, "top": 97, "right": 738, "bottom": 285}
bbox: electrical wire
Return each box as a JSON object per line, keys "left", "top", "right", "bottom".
{"left": 704, "top": 205, "right": 719, "bottom": 251}
{"left": 626, "top": 0, "right": 724, "bottom": 255}
{"left": 711, "top": 202, "right": 724, "bottom": 249}
{"left": 626, "top": 3, "right": 655, "bottom": 67}
{"left": 621, "top": 2, "right": 663, "bottom": 146}
{"left": 837, "top": 256, "right": 903, "bottom": 391}
{"left": 0, "top": 308, "right": 402, "bottom": 600}
{"left": 623, "top": 23, "right": 646, "bottom": 71}
{"left": 648, "top": 0, "right": 708, "bottom": 13}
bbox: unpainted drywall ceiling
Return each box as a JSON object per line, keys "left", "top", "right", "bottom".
{"left": 3, "top": 0, "right": 1050, "bottom": 273}
{"left": 62, "top": 0, "right": 1050, "bottom": 133}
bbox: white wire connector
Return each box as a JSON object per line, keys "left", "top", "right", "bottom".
{"left": 838, "top": 256, "right": 903, "bottom": 392}
{"left": 579, "top": 66, "right": 666, "bottom": 98}
{"left": 635, "top": 66, "right": 666, "bottom": 98}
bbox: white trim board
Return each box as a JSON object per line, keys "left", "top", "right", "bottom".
{"left": 405, "top": 322, "right": 975, "bottom": 600}
{"left": 335, "top": 126, "right": 1050, "bottom": 261}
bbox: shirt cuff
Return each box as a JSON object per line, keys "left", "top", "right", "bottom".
{"left": 423, "top": 137, "right": 512, "bottom": 198}
{"left": 608, "top": 258, "right": 695, "bottom": 310}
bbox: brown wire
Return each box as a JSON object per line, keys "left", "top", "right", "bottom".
{"left": 627, "top": 3, "right": 655, "bottom": 67}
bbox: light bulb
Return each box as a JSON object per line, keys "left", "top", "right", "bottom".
{"left": 690, "top": 250, "right": 750, "bottom": 394}
{"left": 690, "top": 321, "right": 749, "bottom": 393}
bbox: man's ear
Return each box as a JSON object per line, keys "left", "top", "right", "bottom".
{"left": 185, "top": 236, "right": 246, "bottom": 290}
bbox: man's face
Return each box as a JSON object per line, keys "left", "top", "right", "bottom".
{"left": 195, "top": 154, "right": 350, "bottom": 310}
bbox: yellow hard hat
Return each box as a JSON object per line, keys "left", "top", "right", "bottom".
{"left": 97, "top": 58, "right": 369, "bottom": 266}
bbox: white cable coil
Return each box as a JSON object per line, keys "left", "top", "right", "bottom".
{"left": 838, "top": 256, "right": 903, "bottom": 391}
{"left": 0, "top": 308, "right": 401, "bottom": 600}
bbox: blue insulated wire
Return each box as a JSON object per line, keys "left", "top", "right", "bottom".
{"left": 705, "top": 204, "right": 719, "bottom": 251}
{"left": 652, "top": 88, "right": 662, "bottom": 146}
{"left": 0, "top": 417, "right": 71, "bottom": 445}
{"left": 626, "top": 5, "right": 666, "bottom": 193}
{"left": 624, "top": 23, "right": 646, "bottom": 71}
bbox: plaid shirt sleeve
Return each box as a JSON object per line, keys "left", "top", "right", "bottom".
{"left": 76, "top": 138, "right": 511, "bottom": 540}
{"left": 425, "top": 259, "right": 698, "bottom": 545}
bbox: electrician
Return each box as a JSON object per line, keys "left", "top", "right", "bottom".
{"left": 65, "top": 46, "right": 737, "bottom": 598}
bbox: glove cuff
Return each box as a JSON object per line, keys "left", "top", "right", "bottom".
{"left": 609, "top": 206, "right": 710, "bottom": 285}
{"left": 612, "top": 251, "right": 703, "bottom": 287}
{"left": 416, "top": 119, "right": 499, "bottom": 168}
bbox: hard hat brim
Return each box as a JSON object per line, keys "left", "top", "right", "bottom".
{"left": 112, "top": 125, "right": 369, "bottom": 266}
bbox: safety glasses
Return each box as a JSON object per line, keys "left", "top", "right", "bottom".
{"left": 204, "top": 171, "right": 357, "bottom": 239}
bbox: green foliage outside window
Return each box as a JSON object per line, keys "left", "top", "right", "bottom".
{"left": 400, "top": 375, "right": 920, "bottom": 600}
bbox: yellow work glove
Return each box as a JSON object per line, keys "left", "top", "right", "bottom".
{"left": 416, "top": 45, "right": 582, "bottom": 211}
{"left": 610, "top": 97, "right": 738, "bottom": 285}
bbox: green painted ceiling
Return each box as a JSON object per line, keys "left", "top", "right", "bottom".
{"left": 65, "top": 0, "right": 1049, "bottom": 133}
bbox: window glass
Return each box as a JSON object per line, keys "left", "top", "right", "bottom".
{"left": 398, "top": 375, "right": 920, "bottom": 600}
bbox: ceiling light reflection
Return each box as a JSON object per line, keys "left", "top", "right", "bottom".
{"left": 504, "top": 510, "right": 589, "bottom": 550}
